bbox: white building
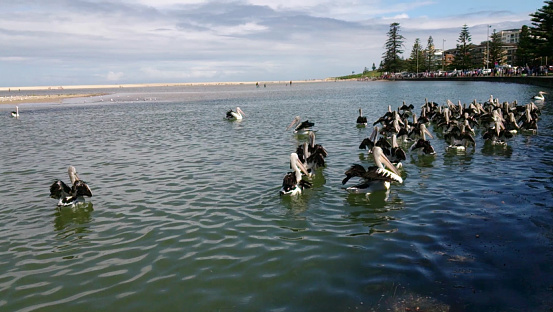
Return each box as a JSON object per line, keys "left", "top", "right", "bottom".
{"left": 499, "top": 29, "right": 521, "bottom": 44}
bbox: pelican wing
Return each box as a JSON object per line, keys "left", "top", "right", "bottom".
{"left": 281, "top": 172, "right": 298, "bottom": 193}
{"left": 342, "top": 164, "right": 368, "bottom": 185}
{"left": 356, "top": 116, "right": 368, "bottom": 124}
{"left": 391, "top": 147, "right": 406, "bottom": 161}
{"left": 306, "top": 153, "right": 326, "bottom": 169}
{"left": 73, "top": 180, "right": 92, "bottom": 197}
{"left": 50, "top": 180, "right": 71, "bottom": 199}
{"left": 364, "top": 167, "right": 403, "bottom": 183}
{"left": 359, "top": 138, "right": 375, "bottom": 150}
{"left": 296, "top": 120, "right": 314, "bottom": 131}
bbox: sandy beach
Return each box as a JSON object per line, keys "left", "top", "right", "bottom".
{"left": 0, "top": 79, "right": 327, "bottom": 92}
{"left": 0, "top": 93, "right": 107, "bottom": 105}
{"left": 0, "top": 80, "right": 328, "bottom": 105}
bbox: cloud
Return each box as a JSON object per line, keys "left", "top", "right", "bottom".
{"left": 106, "top": 71, "right": 125, "bottom": 81}
{"left": 0, "top": 0, "right": 536, "bottom": 86}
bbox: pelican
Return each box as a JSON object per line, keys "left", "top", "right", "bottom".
{"left": 342, "top": 146, "right": 403, "bottom": 194}
{"left": 226, "top": 107, "right": 246, "bottom": 120}
{"left": 533, "top": 91, "right": 546, "bottom": 101}
{"left": 359, "top": 126, "right": 379, "bottom": 150}
{"left": 50, "top": 166, "right": 92, "bottom": 206}
{"left": 482, "top": 119, "right": 512, "bottom": 146}
{"left": 445, "top": 125, "right": 475, "bottom": 152}
{"left": 356, "top": 108, "right": 367, "bottom": 126}
{"left": 409, "top": 124, "right": 436, "bottom": 155}
{"left": 306, "top": 132, "right": 327, "bottom": 170}
{"left": 11, "top": 106, "right": 19, "bottom": 118}
{"left": 280, "top": 153, "right": 312, "bottom": 196}
{"left": 389, "top": 134, "right": 406, "bottom": 168}
{"left": 286, "top": 116, "right": 315, "bottom": 134}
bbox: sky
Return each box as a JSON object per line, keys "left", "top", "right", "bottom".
{"left": 0, "top": 0, "right": 543, "bottom": 87}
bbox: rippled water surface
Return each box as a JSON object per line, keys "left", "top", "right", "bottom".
{"left": 1, "top": 81, "right": 553, "bottom": 311}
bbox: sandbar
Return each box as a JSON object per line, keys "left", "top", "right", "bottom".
{"left": 0, "top": 93, "right": 106, "bottom": 105}
{"left": 0, "top": 79, "right": 329, "bottom": 105}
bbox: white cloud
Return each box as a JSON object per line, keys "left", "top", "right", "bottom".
{"left": 383, "top": 13, "right": 410, "bottom": 20}
{"left": 0, "top": 0, "right": 536, "bottom": 86}
{"left": 106, "top": 71, "right": 125, "bottom": 81}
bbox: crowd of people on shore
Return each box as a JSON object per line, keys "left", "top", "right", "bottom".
{"left": 375, "top": 64, "right": 552, "bottom": 80}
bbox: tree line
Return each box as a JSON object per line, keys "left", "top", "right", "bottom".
{"left": 380, "top": 0, "right": 553, "bottom": 74}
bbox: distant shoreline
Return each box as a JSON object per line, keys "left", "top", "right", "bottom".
{"left": 0, "top": 79, "right": 330, "bottom": 105}
{"left": 0, "top": 93, "right": 107, "bottom": 105}
{"left": 0, "top": 79, "right": 329, "bottom": 92}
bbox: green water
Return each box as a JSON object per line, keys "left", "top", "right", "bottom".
{"left": 1, "top": 81, "right": 552, "bottom": 311}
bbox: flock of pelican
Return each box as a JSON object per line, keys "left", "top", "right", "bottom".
{"left": 6, "top": 88, "right": 543, "bottom": 207}
{"left": 278, "top": 89, "right": 546, "bottom": 198}
{"left": 280, "top": 119, "right": 328, "bottom": 195}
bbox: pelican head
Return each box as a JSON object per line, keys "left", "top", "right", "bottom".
{"left": 286, "top": 116, "right": 301, "bottom": 130}
{"left": 67, "top": 166, "right": 80, "bottom": 184}
{"left": 372, "top": 146, "right": 402, "bottom": 179}
{"left": 236, "top": 107, "right": 246, "bottom": 117}
{"left": 290, "top": 153, "right": 309, "bottom": 180}
{"left": 420, "top": 124, "right": 433, "bottom": 140}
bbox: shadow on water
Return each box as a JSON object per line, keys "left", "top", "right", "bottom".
{"left": 279, "top": 191, "right": 311, "bottom": 214}
{"left": 443, "top": 149, "right": 475, "bottom": 167}
{"left": 481, "top": 141, "right": 513, "bottom": 157}
{"left": 409, "top": 153, "right": 436, "bottom": 167}
{"left": 342, "top": 191, "right": 404, "bottom": 236}
{"left": 52, "top": 203, "right": 94, "bottom": 256}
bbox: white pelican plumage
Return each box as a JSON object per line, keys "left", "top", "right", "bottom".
{"left": 226, "top": 107, "right": 246, "bottom": 120}
{"left": 286, "top": 116, "right": 315, "bottom": 134}
{"left": 50, "top": 166, "right": 92, "bottom": 206}
{"left": 342, "top": 146, "right": 403, "bottom": 194}
{"left": 280, "top": 153, "right": 312, "bottom": 196}
{"left": 533, "top": 91, "right": 546, "bottom": 101}
{"left": 11, "top": 106, "right": 19, "bottom": 118}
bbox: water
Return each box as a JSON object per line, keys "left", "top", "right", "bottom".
{"left": 1, "top": 81, "right": 552, "bottom": 311}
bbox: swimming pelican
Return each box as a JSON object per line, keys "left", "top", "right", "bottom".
{"left": 359, "top": 126, "right": 379, "bottom": 150}
{"left": 342, "top": 146, "right": 403, "bottom": 194}
{"left": 445, "top": 125, "right": 475, "bottom": 152}
{"left": 304, "top": 132, "right": 327, "bottom": 171}
{"left": 50, "top": 166, "right": 92, "bottom": 206}
{"left": 286, "top": 116, "right": 315, "bottom": 134}
{"left": 11, "top": 106, "right": 19, "bottom": 118}
{"left": 533, "top": 91, "right": 546, "bottom": 101}
{"left": 226, "top": 107, "right": 246, "bottom": 120}
{"left": 356, "top": 108, "right": 367, "bottom": 126}
{"left": 280, "top": 153, "right": 312, "bottom": 196}
{"left": 389, "top": 134, "right": 406, "bottom": 168}
{"left": 409, "top": 124, "right": 436, "bottom": 155}
{"left": 482, "top": 119, "right": 513, "bottom": 146}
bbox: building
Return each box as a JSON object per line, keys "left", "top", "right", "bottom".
{"left": 500, "top": 29, "right": 521, "bottom": 44}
